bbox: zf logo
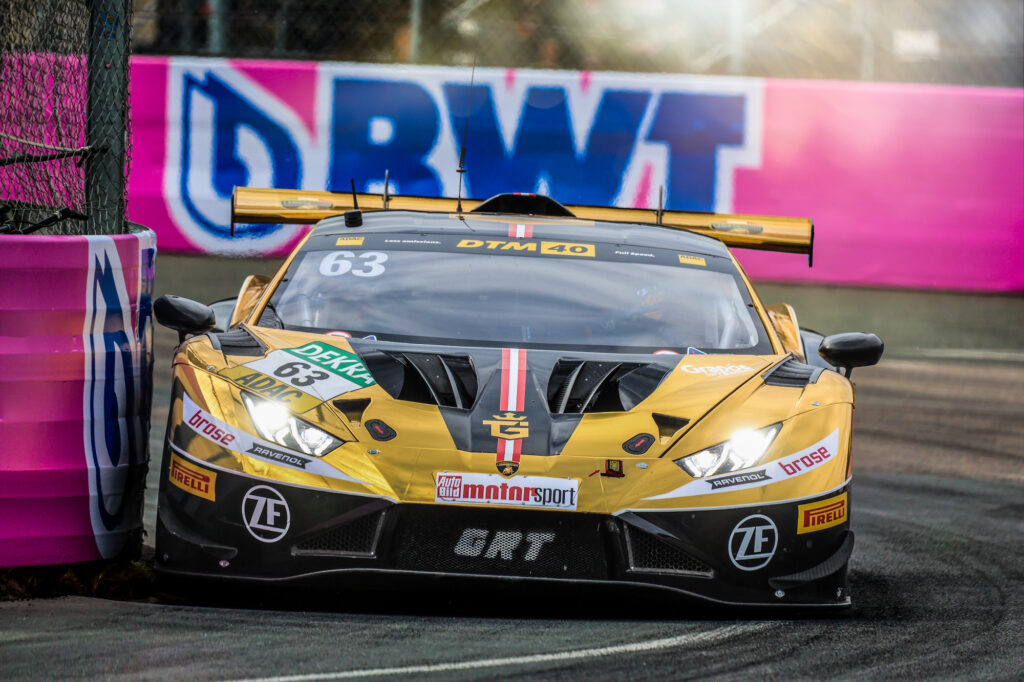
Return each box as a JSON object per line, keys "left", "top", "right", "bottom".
{"left": 728, "top": 514, "right": 778, "bottom": 571}
{"left": 242, "top": 485, "right": 290, "bottom": 543}
{"left": 453, "top": 528, "right": 555, "bottom": 561}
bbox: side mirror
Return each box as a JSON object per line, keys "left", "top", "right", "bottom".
{"left": 154, "top": 295, "right": 216, "bottom": 342}
{"left": 818, "top": 332, "right": 884, "bottom": 378}
{"left": 208, "top": 298, "right": 238, "bottom": 333}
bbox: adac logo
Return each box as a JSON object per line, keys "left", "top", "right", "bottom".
{"left": 483, "top": 412, "right": 530, "bottom": 440}
{"left": 497, "top": 460, "right": 520, "bottom": 477}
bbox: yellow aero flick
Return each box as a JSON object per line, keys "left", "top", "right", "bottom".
{"left": 155, "top": 188, "right": 880, "bottom": 608}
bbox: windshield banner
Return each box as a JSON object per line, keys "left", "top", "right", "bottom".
{"left": 129, "top": 57, "right": 1023, "bottom": 291}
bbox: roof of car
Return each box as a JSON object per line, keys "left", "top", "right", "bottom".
{"left": 312, "top": 209, "right": 733, "bottom": 259}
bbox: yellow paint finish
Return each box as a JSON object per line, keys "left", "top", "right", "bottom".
{"left": 766, "top": 302, "right": 804, "bottom": 361}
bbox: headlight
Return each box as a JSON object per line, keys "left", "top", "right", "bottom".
{"left": 241, "top": 393, "right": 342, "bottom": 457}
{"left": 674, "top": 423, "right": 782, "bottom": 478}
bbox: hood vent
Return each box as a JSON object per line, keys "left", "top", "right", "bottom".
{"left": 763, "top": 358, "right": 824, "bottom": 387}
{"left": 360, "top": 351, "right": 477, "bottom": 408}
{"left": 208, "top": 327, "right": 267, "bottom": 356}
{"left": 547, "top": 360, "right": 669, "bottom": 414}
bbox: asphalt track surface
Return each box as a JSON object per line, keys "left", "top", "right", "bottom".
{"left": 2, "top": 257, "right": 1022, "bottom": 680}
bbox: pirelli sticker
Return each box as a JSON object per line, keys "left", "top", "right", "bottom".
{"left": 218, "top": 366, "right": 322, "bottom": 412}
{"left": 335, "top": 236, "right": 365, "bottom": 246}
{"left": 456, "top": 238, "right": 594, "bottom": 258}
{"left": 797, "top": 492, "right": 848, "bottom": 534}
{"left": 169, "top": 452, "right": 217, "bottom": 501}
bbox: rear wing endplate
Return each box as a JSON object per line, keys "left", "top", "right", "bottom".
{"left": 231, "top": 187, "right": 813, "bottom": 263}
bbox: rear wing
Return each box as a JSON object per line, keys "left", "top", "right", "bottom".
{"left": 231, "top": 187, "right": 813, "bottom": 263}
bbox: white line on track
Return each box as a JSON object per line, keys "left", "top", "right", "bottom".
{"left": 228, "top": 623, "right": 765, "bottom": 682}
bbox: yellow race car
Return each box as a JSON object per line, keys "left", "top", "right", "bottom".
{"left": 153, "top": 189, "right": 882, "bottom": 608}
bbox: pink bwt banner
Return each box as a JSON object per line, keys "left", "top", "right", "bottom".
{"left": 128, "top": 57, "right": 1024, "bottom": 291}
{"left": 0, "top": 231, "right": 155, "bottom": 567}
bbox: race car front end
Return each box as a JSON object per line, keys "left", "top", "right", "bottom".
{"left": 156, "top": 326, "right": 856, "bottom": 608}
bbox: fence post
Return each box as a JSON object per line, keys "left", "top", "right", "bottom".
{"left": 85, "top": 0, "right": 130, "bottom": 236}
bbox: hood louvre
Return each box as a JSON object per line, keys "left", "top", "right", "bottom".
{"left": 547, "top": 360, "right": 670, "bottom": 414}
{"left": 359, "top": 350, "right": 477, "bottom": 408}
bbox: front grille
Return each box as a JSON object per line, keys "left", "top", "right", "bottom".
{"left": 392, "top": 506, "right": 609, "bottom": 580}
{"left": 293, "top": 511, "right": 385, "bottom": 557}
{"left": 624, "top": 526, "right": 713, "bottom": 577}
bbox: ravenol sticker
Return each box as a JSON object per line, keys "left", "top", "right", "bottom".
{"left": 797, "top": 492, "right": 848, "bottom": 534}
{"left": 335, "top": 236, "right": 365, "bottom": 246}
{"left": 241, "top": 342, "right": 375, "bottom": 400}
{"left": 218, "top": 366, "right": 321, "bottom": 412}
{"left": 456, "top": 238, "right": 594, "bottom": 257}
{"left": 678, "top": 254, "right": 707, "bottom": 266}
{"left": 435, "top": 472, "right": 578, "bottom": 510}
{"left": 169, "top": 452, "right": 217, "bottom": 501}
{"left": 645, "top": 429, "right": 840, "bottom": 500}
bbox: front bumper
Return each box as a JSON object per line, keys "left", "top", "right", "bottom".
{"left": 156, "top": 454, "right": 852, "bottom": 608}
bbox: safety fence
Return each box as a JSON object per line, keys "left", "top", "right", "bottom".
{"left": 0, "top": 0, "right": 133, "bottom": 236}
{"left": 132, "top": 0, "right": 1023, "bottom": 88}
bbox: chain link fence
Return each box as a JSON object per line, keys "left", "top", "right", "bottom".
{"left": 0, "top": 0, "right": 132, "bottom": 236}
{"left": 133, "top": 0, "right": 1022, "bottom": 87}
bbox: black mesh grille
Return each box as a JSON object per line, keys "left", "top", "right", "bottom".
{"left": 624, "top": 526, "right": 713, "bottom": 577}
{"left": 293, "top": 511, "right": 385, "bottom": 556}
{"left": 763, "top": 358, "right": 823, "bottom": 387}
{"left": 392, "top": 506, "right": 608, "bottom": 579}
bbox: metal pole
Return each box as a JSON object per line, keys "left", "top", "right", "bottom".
{"left": 85, "top": 0, "right": 130, "bottom": 235}
{"left": 208, "top": 0, "right": 225, "bottom": 54}
{"left": 410, "top": 0, "right": 423, "bottom": 64}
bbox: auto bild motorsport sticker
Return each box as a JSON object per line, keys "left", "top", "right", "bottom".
{"left": 181, "top": 393, "right": 367, "bottom": 483}
{"left": 435, "top": 472, "right": 579, "bottom": 510}
{"left": 797, "top": 492, "right": 848, "bottom": 534}
{"left": 242, "top": 485, "right": 290, "bottom": 543}
{"left": 729, "top": 514, "right": 777, "bottom": 570}
{"left": 240, "top": 342, "right": 376, "bottom": 400}
{"left": 644, "top": 429, "right": 841, "bottom": 500}
{"left": 168, "top": 452, "right": 217, "bottom": 501}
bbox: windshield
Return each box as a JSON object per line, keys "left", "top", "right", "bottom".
{"left": 266, "top": 233, "right": 770, "bottom": 354}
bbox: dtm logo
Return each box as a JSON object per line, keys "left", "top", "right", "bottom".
{"left": 242, "top": 485, "right": 290, "bottom": 543}
{"left": 453, "top": 528, "right": 556, "bottom": 561}
{"left": 728, "top": 514, "right": 778, "bottom": 571}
